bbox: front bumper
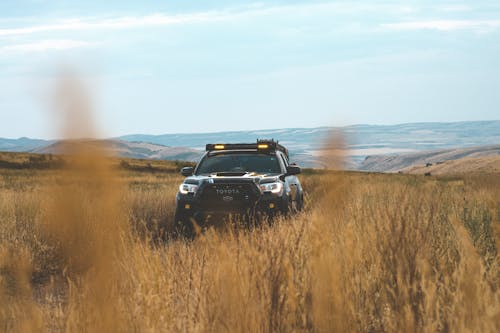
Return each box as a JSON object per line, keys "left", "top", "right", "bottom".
{"left": 176, "top": 192, "right": 288, "bottom": 218}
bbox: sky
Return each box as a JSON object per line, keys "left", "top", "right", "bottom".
{"left": 0, "top": 0, "right": 499, "bottom": 139}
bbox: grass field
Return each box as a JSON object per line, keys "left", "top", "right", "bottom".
{"left": 0, "top": 151, "right": 498, "bottom": 332}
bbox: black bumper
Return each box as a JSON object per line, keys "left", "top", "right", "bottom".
{"left": 175, "top": 192, "right": 288, "bottom": 219}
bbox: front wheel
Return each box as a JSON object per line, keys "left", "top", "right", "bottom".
{"left": 288, "top": 192, "right": 303, "bottom": 214}
{"left": 295, "top": 193, "right": 304, "bottom": 212}
{"left": 173, "top": 209, "right": 195, "bottom": 239}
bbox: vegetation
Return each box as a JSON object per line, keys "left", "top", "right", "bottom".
{"left": 0, "top": 152, "right": 64, "bottom": 170}
{"left": 0, "top": 152, "right": 498, "bottom": 332}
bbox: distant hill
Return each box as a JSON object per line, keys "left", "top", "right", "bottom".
{"left": 118, "top": 120, "right": 500, "bottom": 152}
{"left": 359, "top": 145, "right": 500, "bottom": 172}
{"left": 117, "top": 120, "right": 500, "bottom": 168}
{"left": 402, "top": 156, "right": 500, "bottom": 175}
{"left": 1, "top": 120, "right": 499, "bottom": 168}
{"left": 0, "top": 137, "right": 53, "bottom": 152}
{"left": 33, "top": 139, "right": 203, "bottom": 162}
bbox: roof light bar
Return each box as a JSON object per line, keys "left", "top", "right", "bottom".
{"left": 205, "top": 139, "right": 288, "bottom": 158}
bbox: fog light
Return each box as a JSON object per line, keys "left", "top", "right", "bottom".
{"left": 185, "top": 204, "right": 191, "bottom": 209}
{"left": 269, "top": 203, "right": 275, "bottom": 209}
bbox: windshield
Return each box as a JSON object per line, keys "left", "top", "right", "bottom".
{"left": 196, "top": 153, "right": 281, "bottom": 175}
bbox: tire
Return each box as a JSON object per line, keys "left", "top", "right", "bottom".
{"left": 288, "top": 192, "right": 299, "bottom": 214}
{"left": 296, "top": 193, "right": 304, "bottom": 212}
{"left": 173, "top": 209, "right": 195, "bottom": 239}
{"left": 288, "top": 192, "right": 303, "bottom": 215}
{"left": 246, "top": 209, "right": 265, "bottom": 229}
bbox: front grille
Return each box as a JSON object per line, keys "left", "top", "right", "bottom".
{"left": 198, "top": 183, "right": 260, "bottom": 211}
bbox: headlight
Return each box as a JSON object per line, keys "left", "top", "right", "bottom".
{"left": 259, "top": 182, "right": 283, "bottom": 195}
{"left": 179, "top": 183, "right": 198, "bottom": 194}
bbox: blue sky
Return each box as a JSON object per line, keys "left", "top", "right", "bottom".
{"left": 1, "top": 0, "right": 499, "bottom": 139}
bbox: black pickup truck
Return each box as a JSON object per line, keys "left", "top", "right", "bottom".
{"left": 174, "top": 139, "right": 303, "bottom": 237}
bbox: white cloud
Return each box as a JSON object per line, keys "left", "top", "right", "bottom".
{"left": 381, "top": 20, "right": 500, "bottom": 32}
{"left": 0, "top": 2, "right": 433, "bottom": 37}
{"left": 0, "top": 39, "right": 95, "bottom": 53}
{"left": 0, "top": 12, "right": 225, "bottom": 37}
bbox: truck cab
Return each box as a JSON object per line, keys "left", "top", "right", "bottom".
{"left": 174, "top": 140, "right": 303, "bottom": 237}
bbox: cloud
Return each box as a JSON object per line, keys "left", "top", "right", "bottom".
{"left": 0, "top": 13, "right": 224, "bottom": 36}
{"left": 0, "top": 39, "right": 96, "bottom": 54}
{"left": 0, "top": 2, "right": 430, "bottom": 37}
{"left": 381, "top": 20, "right": 500, "bottom": 32}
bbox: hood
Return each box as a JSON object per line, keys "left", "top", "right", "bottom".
{"left": 183, "top": 171, "right": 280, "bottom": 185}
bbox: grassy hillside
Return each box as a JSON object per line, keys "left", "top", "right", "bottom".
{"left": 0, "top": 151, "right": 498, "bottom": 332}
{"left": 0, "top": 150, "right": 193, "bottom": 173}
{"left": 32, "top": 139, "right": 203, "bottom": 162}
{"left": 403, "top": 156, "right": 500, "bottom": 175}
{"left": 359, "top": 145, "right": 500, "bottom": 172}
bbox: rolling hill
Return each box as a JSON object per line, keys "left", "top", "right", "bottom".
{"left": 359, "top": 145, "right": 500, "bottom": 173}
{"left": 402, "top": 156, "right": 500, "bottom": 175}
{"left": 32, "top": 139, "right": 202, "bottom": 162}
{"left": 1, "top": 120, "right": 498, "bottom": 170}
{"left": 0, "top": 137, "right": 54, "bottom": 152}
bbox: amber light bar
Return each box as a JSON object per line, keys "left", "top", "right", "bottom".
{"left": 205, "top": 140, "right": 288, "bottom": 158}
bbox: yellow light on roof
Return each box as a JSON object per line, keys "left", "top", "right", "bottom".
{"left": 214, "top": 144, "right": 225, "bottom": 150}
{"left": 258, "top": 144, "right": 269, "bottom": 149}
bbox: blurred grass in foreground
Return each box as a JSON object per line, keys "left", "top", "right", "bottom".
{"left": 0, "top": 153, "right": 498, "bottom": 332}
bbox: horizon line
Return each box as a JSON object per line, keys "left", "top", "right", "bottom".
{"left": 1, "top": 119, "right": 499, "bottom": 141}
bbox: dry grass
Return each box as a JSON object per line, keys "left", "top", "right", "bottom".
{"left": 0, "top": 153, "right": 499, "bottom": 332}
{"left": 403, "top": 156, "right": 500, "bottom": 175}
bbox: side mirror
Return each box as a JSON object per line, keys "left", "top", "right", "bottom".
{"left": 180, "top": 167, "right": 194, "bottom": 177}
{"left": 286, "top": 165, "right": 301, "bottom": 176}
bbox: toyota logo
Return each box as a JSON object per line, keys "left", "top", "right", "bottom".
{"left": 222, "top": 196, "right": 233, "bottom": 202}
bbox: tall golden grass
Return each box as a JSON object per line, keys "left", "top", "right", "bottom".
{"left": 0, "top": 161, "right": 498, "bottom": 332}
{"left": 0, "top": 73, "right": 498, "bottom": 332}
